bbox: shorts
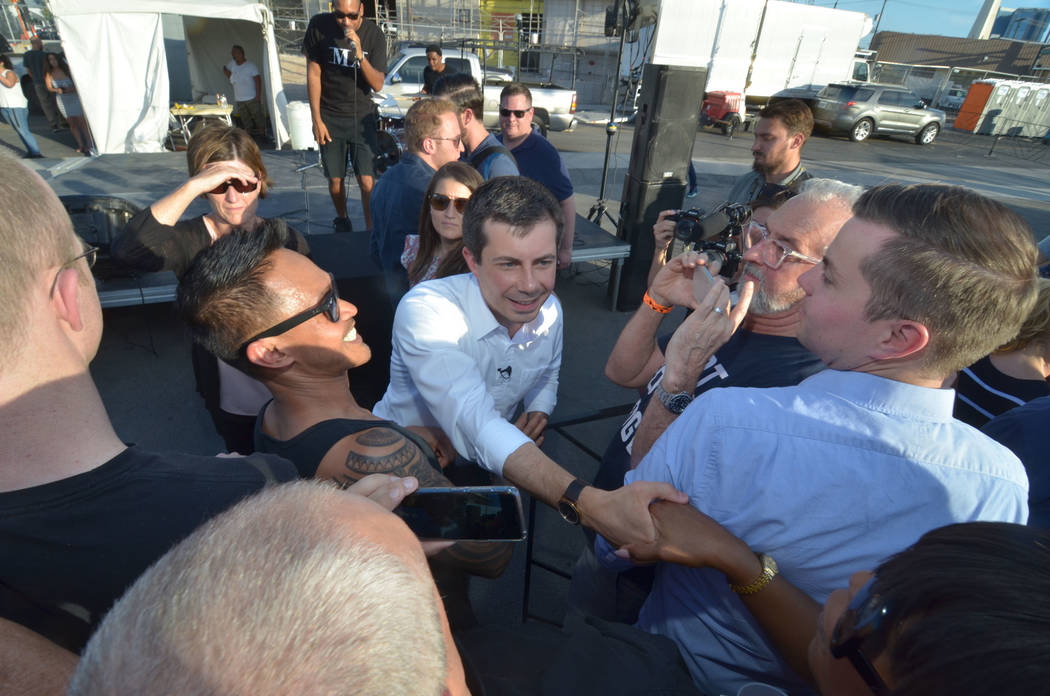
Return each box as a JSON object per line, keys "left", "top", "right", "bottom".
{"left": 319, "top": 111, "right": 378, "bottom": 180}
{"left": 234, "top": 99, "right": 265, "bottom": 131}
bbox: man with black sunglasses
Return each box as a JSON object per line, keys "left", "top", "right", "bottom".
{"left": 497, "top": 83, "right": 576, "bottom": 269}
{"left": 0, "top": 156, "right": 299, "bottom": 655}
{"left": 303, "top": 0, "right": 387, "bottom": 234}
{"left": 176, "top": 225, "right": 513, "bottom": 626}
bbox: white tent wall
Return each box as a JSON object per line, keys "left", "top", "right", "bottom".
{"left": 51, "top": 0, "right": 289, "bottom": 154}
{"left": 52, "top": 11, "right": 169, "bottom": 153}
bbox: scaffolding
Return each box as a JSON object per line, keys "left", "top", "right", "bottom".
{"left": 267, "top": 0, "right": 628, "bottom": 105}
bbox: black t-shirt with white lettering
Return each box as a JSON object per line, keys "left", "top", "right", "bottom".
{"left": 303, "top": 13, "right": 388, "bottom": 118}
{"left": 594, "top": 329, "right": 824, "bottom": 491}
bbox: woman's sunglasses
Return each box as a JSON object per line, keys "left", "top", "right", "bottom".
{"left": 429, "top": 192, "right": 470, "bottom": 214}
{"left": 208, "top": 179, "right": 259, "bottom": 195}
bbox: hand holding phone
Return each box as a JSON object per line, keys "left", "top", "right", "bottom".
{"left": 691, "top": 250, "right": 724, "bottom": 305}
{"left": 395, "top": 486, "right": 527, "bottom": 541}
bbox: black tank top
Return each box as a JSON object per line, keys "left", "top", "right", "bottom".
{"left": 253, "top": 401, "right": 440, "bottom": 478}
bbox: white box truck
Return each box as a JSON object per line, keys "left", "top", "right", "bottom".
{"left": 628, "top": 0, "right": 873, "bottom": 124}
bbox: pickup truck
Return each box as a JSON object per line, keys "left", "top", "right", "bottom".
{"left": 376, "top": 45, "right": 578, "bottom": 134}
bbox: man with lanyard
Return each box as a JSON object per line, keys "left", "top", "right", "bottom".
{"left": 726, "top": 99, "right": 813, "bottom": 204}
{"left": 304, "top": 0, "right": 386, "bottom": 234}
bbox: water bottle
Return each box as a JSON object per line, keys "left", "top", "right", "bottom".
{"left": 218, "top": 94, "right": 228, "bottom": 108}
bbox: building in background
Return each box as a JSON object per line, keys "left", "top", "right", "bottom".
{"left": 1001, "top": 7, "right": 1050, "bottom": 42}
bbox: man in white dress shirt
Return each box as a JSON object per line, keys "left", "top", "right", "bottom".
{"left": 375, "top": 176, "right": 562, "bottom": 468}
{"left": 375, "top": 176, "right": 690, "bottom": 548}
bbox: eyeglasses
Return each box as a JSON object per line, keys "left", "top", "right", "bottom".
{"left": 238, "top": 272, "right": 340, "bottom": 354}
{"left": 744, "top": 223, "right": 821, "bottom": 270}
{"left": 208, "top": 179, "right": 258, "bottom": 195}
{"left": 49, "top": 242, "right": 99, "bottom": 297}
{"left": 830, "top": 576, "right": 892, "bottom": 696}
{"left": 333, "top": 9, "right": 361, "bottom": 20}
{"left": 499, "top": 107, "right": 530, "bottom": 119}
{"left": 428, "top": 135, "right": 462, "bottom": 148}
{"left": 429, "top": 192, "right": 470, "bottom": 214}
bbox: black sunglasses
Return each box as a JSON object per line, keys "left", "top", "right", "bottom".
{"left": 239, "top": 272, "right": 340, "bottom": 354}
{"left": 208, "top": 178, "right": 258, "bottom": 195}
{"left": 333, "top": 9, "right": 361, "bottom": 20}
{"left": 429, "top": 192, "right": 470, "bottom": 214}
{"left": 499, "top": 107, "right": 530, "bottom": 118}
{"left": 830, "top": 576, "right": 892, "bottom": 696}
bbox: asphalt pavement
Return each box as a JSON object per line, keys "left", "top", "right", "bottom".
{"left": 4, "top": 104, "right": 1050, "bottom": 630}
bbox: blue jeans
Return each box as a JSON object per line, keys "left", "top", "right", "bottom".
{"left": 0, "top": 106, "right": 41, "bottom": 156}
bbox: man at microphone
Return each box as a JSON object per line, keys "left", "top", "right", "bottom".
{"left": 303, "top": 0, "right": 386, "bottom": 234}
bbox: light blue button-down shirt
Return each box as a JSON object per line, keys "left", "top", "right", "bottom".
{"left": 598, "top": 369, "right": 1028, "bottom": 695}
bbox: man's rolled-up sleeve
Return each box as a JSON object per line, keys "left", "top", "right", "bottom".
{"left": 394, "top": 293, "right": 530, "bottom": 475}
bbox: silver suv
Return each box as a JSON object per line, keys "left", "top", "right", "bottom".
{"left": 813, "top": 83, "right": 946, "bottom": 145}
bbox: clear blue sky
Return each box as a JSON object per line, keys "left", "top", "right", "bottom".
{"left": 794, "top": 0, "right": 1050, "bottom": 40}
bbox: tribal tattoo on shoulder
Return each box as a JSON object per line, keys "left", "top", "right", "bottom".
{"left": 341, "top": 426, "right": 446, "bottom": 487}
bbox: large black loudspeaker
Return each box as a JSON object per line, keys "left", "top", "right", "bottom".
{"left": 615, "top": 63, "right": 707, "bottom": 310}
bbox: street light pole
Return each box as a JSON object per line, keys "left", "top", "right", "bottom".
{"left": 872, "top": 0, "right": 889, "bottom": 39}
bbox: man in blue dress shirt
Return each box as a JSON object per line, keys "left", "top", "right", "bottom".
{"left": 598, "top": 183, "right": 1040, "bottom": 695}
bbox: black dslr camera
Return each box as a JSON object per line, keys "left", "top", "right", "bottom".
{"left": 669, "top": 203, "right": 752, "bottom": 278}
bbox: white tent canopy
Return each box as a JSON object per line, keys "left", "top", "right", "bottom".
{"left": 51, "top": 0, "right": 290, "bottom": 153}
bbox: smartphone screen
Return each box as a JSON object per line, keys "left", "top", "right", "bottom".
{"left": 692, "top": 264, "right": 717, "bottom": 304}
{"left": 395, "top": 486, "right": 526, "bottom": 541}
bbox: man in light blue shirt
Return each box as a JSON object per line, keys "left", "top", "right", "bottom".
{"left": 598, "top": 183, "right": 1040, "bottom": 695}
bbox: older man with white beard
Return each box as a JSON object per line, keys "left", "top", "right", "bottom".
{"left": 569, "top": 178, "right": 862, "bottom": 622}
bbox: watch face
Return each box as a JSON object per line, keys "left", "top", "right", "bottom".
{"left": 558, "top": 499, "right": 580, "bottom": 525}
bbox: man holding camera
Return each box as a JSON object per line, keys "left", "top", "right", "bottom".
{"left": 569, "top": 180, "right": 860, "bottom": 622}
{"left": 727, "top": 99, "right": 814, "bottom": 204}
{"left": 304, "top": 0, "right": 386, "bottom": 233}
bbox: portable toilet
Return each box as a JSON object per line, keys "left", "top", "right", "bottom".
{"left": 955, "top": 80, "right": 1013, "bottom": 133}
{"left": 996, "top": 82, "right": 1032, "bottom": 136}
{"left": 1017, "top": 84, "right": 1050, "bottom": 137}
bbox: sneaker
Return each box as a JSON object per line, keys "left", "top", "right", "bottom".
{"left": 686, "top": 186, "right": 699, "bottom": 198}
{"left": 23, "top": 152, "right": 44, "bottom": 159}
{"left": 333, "top": 217, "right": 353, "bottom": 233}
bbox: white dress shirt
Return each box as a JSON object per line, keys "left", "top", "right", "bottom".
{"left": 373, "top": 273, "right": 562, "bottom": 474}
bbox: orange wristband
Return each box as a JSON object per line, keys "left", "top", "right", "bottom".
{"left": 643, "top": 291, "right": 672, "bottom": 314}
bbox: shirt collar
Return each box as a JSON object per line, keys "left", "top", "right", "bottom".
{"left": 462, "top": 274, "right": 555, "bottom": 343}
{"left": 800, "top": 369, "right": 957, "bottom": 422}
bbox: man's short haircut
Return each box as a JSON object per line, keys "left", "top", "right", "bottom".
{"left": 176, "top": 221, "right": 289, "bottom": 371}
{"left": 499, "top": 82, "right": 533, "bottom": 106}
{"left": 434, "top": 72, "right": 483, "bottom": 120}
{"left": 854, "top": 184, "right": 1039, "bottom": 375}
{"left": 0, "top": 154, "right": 78, "bottom": 364}
{"left": 871, "top": 522, "right": 1050, "bottom": 696}
{"left": 759, "top": 99, "right": 814, "bottom": 140}
{"left": 425, "top": 44, "right": 442, "bottom": 57}
{"left": 404, "top": 97, "right": 458, "bottom": 153}
{"left": 187, "top": 124, "right": 271, "bottom": 198}
{"left": 997, "top": 277, "right": 1050, "bottom": 354}
{"left": 231, "top": 44, "right": 244, "bottom": 54}
{"left": 462, "top": 176, "right": 563, "bottom": 260}
{"left": 68, "top": 481, "right": 448, "bottom": 696}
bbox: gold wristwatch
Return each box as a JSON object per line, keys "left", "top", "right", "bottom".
{"left": 729, "top": 553, "right": 778, "bottom": 595}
